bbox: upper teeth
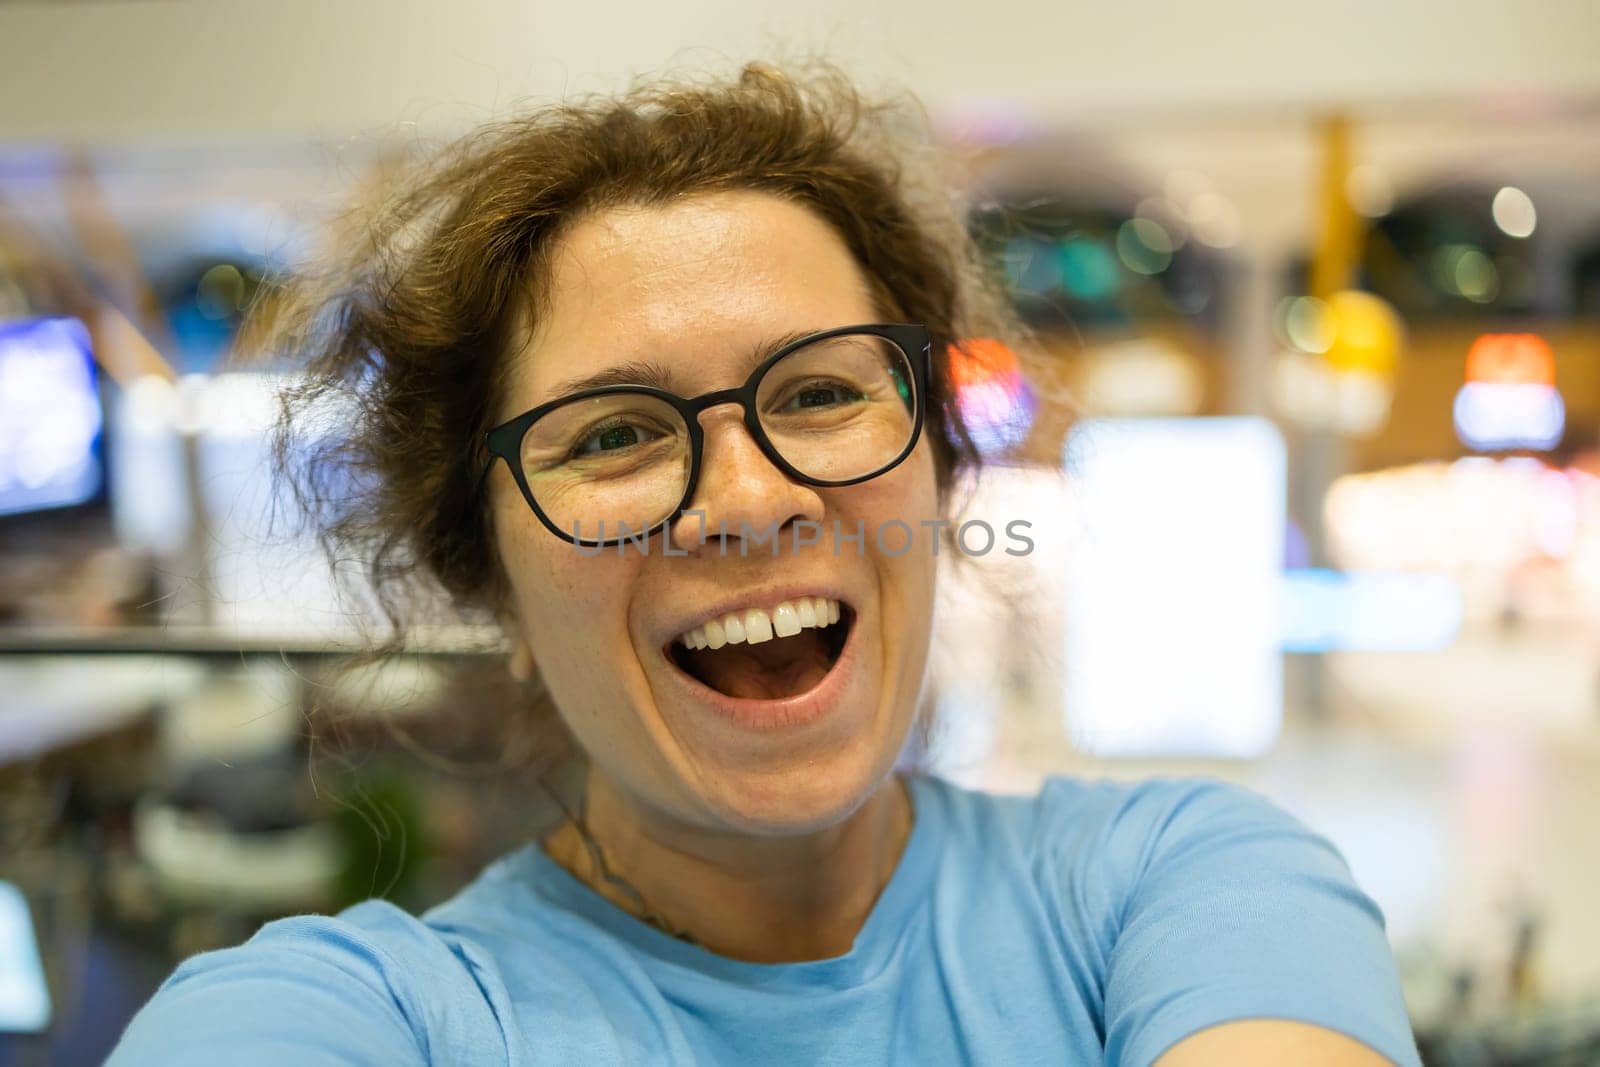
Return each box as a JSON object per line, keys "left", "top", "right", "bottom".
{"left": 677, "top": 596, "right": 843, "bottom": 650}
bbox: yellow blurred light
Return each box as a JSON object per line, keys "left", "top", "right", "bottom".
{"left": 1322, "top": 290, "right": 1403, "bottom": 376}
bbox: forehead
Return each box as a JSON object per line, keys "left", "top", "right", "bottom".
{"left": 501, "top": 190, "right": 882, "bottom": 412}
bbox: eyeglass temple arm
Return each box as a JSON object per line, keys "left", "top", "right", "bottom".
{"left": 474, "top": 451, "right": 498, "bottom": 501}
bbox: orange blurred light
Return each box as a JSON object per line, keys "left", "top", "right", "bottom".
{"left": 947, "top": 338, "right": 1035, "bottom": 457}
{"left": 1465, "top": 333, "right": 1555, "bottom": 386}
{"left": 947, "top": 338, "right": 1021, "bottom": 389}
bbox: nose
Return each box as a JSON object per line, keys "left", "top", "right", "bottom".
{"left": 667, "top": 406, "right": 825, "bottom": 556}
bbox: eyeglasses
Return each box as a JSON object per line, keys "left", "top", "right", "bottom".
{"left": 481, "top": 323, "right": 930, "bottom": 546}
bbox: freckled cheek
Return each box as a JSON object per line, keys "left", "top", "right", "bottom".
{"left": 875, "top": 451, "right": 939, "bottom": 693}
{"left": 856, "top": 446, "right": 938, "bottom": 640}
{"left": 527, "top": 561, "right": 635, "bottom": 655}
{"left": 499, "top": 520, "right": 641, "bottom": 676}
{"left": 836, "top": 441, "right": 940, "bottom": 554}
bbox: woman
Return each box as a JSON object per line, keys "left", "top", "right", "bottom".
{"left": 110, "top": 64, "right": 1420, "bottom": 1065}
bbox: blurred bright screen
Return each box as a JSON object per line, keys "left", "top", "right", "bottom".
{"left": 1062, "top": 417, "right": 1286, "bottom": 758}
{"left": 0, "top": 882, "right": 50, "bottom": 1034}
{"left": 0, "top": 317, "right": 102, "bottom": 517}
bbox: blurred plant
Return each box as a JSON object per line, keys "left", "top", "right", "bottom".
{"left": 326, "top": 764, "right": 429, "bottom": 911}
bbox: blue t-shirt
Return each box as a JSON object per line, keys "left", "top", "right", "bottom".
{"left": 109, "top": 774, "right": 1421, "bottom": 1066}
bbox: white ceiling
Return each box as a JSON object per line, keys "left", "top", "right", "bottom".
{"left": 1, "top": 1, "right": 1596, "bottom": 271}
{"left": 1, "top": 0, "right": 1597, "bottom": 140}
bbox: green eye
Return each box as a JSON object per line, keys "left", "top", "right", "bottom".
{"left": 595, "top": 426, "right": 638, "bottom": 451}
{"left": 797, "top": 386, "right": 843, "bottom": 408}
{"left": 572, "top": 422, "right": 647, "bottom": 458}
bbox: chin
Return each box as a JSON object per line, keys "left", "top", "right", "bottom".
{"left": 679, "top": 715, "right": 910, "bottom": 837}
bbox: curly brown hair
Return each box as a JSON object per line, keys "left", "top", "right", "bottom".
{"left": 266, "top": 61, "right": 1025, "bottom": 769}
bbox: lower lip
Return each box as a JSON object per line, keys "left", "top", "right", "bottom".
{"left": 660, "top": 614, "right": 860, "bottom": 732}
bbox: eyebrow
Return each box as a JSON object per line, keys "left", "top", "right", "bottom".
{"left": 543, "top": 359, "right": 674, "bottom": 398}
{"left": 539, "top": 328, "right": 816, "bottom": 403}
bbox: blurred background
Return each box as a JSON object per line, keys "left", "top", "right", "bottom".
{"left": 1, "top": 2, "right": 1598, "bottom": 1063}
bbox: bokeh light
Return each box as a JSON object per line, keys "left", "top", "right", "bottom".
{"left": 1281, "top": 296, "right": 1335, "bottom": 353}
{"left": 1491, "top": 186, "right": 1537, "bottom": 239}
{"left": 1115, "top": 218, "right": 1174, "bottom": 275}
{"left": 1346, "top": 165, "right": 1395, "bottom": 218}
{"left": 948, "top": 338, "right": 1037, "bottom": 457}
{"left": 1465, "top": 333, "right": 1555, "bottom": 386}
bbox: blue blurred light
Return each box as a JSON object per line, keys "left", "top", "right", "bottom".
{"left": 0, "top": 881, "right": 51, "bottom": 1032}
{"left": 959, "top": 377, "right": 1037, "bottom": 457}
{"left": 0, "top": 317, "right": 103, "bottom": 517}
{"left": 1279, "top": 569, "right": 1463, "bottom": 652}
{"left": 1003, "top": 235, "right": 1062, "bottom": 295}
{"left": 1057, "top": 237, "right": 1120, "bottom": 300}
{"left": 1453, "top": 381, "right": 1565, "bottom": 451}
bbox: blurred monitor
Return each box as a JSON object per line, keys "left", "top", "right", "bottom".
{"left": 1062, "top": 417, "right": 1286, "bottom": 758}
{"left": 0, "top": 317, "right": 105, "bottom": 519}
{"left": 0, "top": 881, "right": 50, "bottom": 1033}
{"left": 112, "top": 372, "right": 368, "bottom": 639}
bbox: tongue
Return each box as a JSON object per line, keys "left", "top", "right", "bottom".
{"left": 683, "top": 629, "right": 834, "bottom": 700}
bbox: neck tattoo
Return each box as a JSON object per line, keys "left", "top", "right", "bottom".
{"left": 567, "top": 795, "right": 704, "bottom": 947}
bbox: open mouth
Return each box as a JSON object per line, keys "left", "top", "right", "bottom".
{"left": 666, "top": 597, "right": 855, "bottom": 701}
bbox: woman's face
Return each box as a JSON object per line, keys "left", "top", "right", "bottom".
{"left": 490, "top": 190, "right": 939, "bottom": 836}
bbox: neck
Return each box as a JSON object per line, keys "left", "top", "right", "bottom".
{"left": 543, "top": 770, "right": 914, "bottom": 963}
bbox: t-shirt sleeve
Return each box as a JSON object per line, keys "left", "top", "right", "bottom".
{"left": 106, "top": 900, "right": 504, "bottom": 1066}
{"left": 1043, "top": 776, "right": 1421, "bottom": 1067}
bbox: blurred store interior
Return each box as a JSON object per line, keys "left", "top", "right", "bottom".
{"left": 2, "top": 2, "right": 1599, "bottom": 1063}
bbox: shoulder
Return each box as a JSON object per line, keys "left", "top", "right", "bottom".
{"left": 1020, "top": 773, "right": 1382, "bottom": 958}
{"left": 1031, "top": 773, "right": 1351, "bottom": 881}
{"left": 921, "top": 772, "right": 1330, "bottom": 881}
{"left": 234, "top": 895, "right": 501, "bottom": 996}
{"left": 1011, "top": 775, "right": 1416, "bottom": 1067}
{"left": 109, "top": 895, "right": 519, "bottom": 1066}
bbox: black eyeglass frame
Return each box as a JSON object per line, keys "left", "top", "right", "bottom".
{"left": 480, "top": 323, "right": 931, "bottom": 547}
